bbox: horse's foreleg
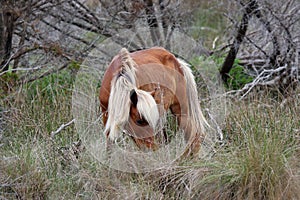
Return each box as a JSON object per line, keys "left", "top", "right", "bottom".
{"left": 100, "top": 105, "right": 113, "bottom": 154}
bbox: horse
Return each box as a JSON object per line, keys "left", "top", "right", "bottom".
{"left": 99, "top": 47, "right": 208, "bottom": 157}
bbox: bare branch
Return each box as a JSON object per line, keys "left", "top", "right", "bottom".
{"left": 51, "top": 119, "right": 75, "bottom": 138}
{"left": 0, "top": 65, "right": 42, "bottom": 76}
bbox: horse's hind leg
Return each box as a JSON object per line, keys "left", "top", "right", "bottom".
{"left": 170, "top": 100, "right": 201, "bottom": 158}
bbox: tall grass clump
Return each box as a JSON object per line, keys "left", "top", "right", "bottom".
{"left": 211, "top": 98, "right": 298, "bottom": 199}
{"left": 0, "top": 70, "right": 78, "bottom": 199}
{"left": 155, "top": 93, "right": 300, "bottom": 199}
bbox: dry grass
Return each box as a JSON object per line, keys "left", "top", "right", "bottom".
{"left": 1, "top": 71, "right": 299, "bottom": 199}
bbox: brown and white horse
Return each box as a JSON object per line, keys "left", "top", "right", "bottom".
{"left": 99, "top": 47, "right": 208, "bottom": 157}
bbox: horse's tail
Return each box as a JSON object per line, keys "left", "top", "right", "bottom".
{"left": 177, "top": 58, "right": 209, "bottom": 135}
{"left": 104, "top": 48, "right": 159, "bottom": 140}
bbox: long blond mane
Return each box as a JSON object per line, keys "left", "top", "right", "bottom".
{"left": 104, "top": 48, "right": 159, "bottom": 140}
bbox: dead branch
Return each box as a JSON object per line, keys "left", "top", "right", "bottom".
{"left": 51, "top": 119, "right": 75, "bottom": 138}
{"left": 0, "top": 65, "right": 42, "bottom": 76}
{"left": 226, "top": 63, "right": 298, "bottom": 99}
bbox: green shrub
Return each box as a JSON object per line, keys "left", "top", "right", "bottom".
{"left": 25, "top": 69, "right": 74, "bottom": 104}
{"left": 192, "top": 55, "right": 253, "bottom": 90}
{"left": 227, "top": 61, "right": 253, "bottom": 90}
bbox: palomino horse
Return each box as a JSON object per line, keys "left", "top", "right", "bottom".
{"left": 99, "top": 47, "right": 207, "bottom": 157}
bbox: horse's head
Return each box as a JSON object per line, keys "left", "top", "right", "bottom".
{"left": 125, "top": 89, "right": 160, "bottom": 149}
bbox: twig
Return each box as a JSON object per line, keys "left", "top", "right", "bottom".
{"left": 19, "top": 62, "right": 69, "bottom": 84}
{"left": 0, "top": 54, "right": 14, "bottom": 72}
{"left": 205, "top": 108, "right": 224, "bottom": 143}
{"left": 51, "top": 119, "right": 75, "bottom": 138}
{"left": 0, "top": 65, "right": 43, "bottom": 76}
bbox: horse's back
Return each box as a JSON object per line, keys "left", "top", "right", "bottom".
{"left": 99, "top": 47, "right": 182, "bottom": 110}
{"left": 131, "top": 47, "right": 181, "bottom": 71}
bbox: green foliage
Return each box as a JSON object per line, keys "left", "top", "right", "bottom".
{"left": 25, "top": 69, "right": 74, "bottom": 104}
{"left": 189, "top": 3, "right": 227, "bottom": 47}
{"left": 191, "top": 55, "right": 253, "bottom": 90}
{"left": 227, "top": 61, "right": 254, "bottom": 90}
{"left": 68, "top": 60, "right": 81, "bottom": 71}
{"left": 0, "top": 70, "right": 19, "bottom": 97}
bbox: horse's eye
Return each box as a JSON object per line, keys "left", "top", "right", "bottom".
{"left": 136, "top": 119, "right": 148, "bottom": 126}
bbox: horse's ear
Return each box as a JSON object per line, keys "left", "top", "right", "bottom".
{"left": 130, "top": 89, "right": 138, "bottom": 107}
